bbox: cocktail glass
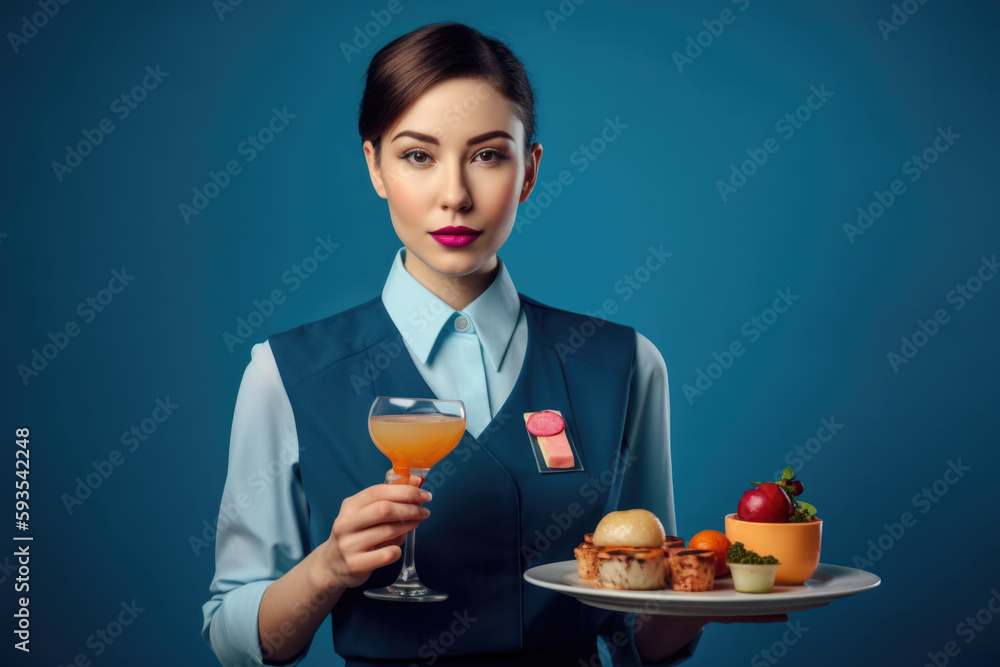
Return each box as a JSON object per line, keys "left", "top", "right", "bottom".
{"left": 363, "top": 396, "right": 466, "bottom": 601}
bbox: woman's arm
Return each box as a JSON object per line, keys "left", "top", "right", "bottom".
{"left": 258, "top": 481, "right": 430, "bottom": 663}
{"left": 202, "top": 342, "right": 430, "bottom": 665}
{"left": 202, "top": 341, "right": 312, "bottom": 666}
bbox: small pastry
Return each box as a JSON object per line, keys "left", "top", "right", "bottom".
{"left": 669, "top": 549, "right": 716, "bottom": 592}
{"left": 596, "top": 548, "right": 666, "bottom": 591}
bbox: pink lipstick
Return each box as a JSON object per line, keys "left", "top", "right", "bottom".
{"left": 430, "top": 225, "right": 481, "bottom": 248}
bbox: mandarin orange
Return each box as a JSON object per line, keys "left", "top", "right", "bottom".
{"left": 688, "top": 529, "right": 731, "bottom": 576}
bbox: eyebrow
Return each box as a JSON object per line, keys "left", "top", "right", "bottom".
{"left": 390, "top": 130, "right": 515, "bottom": 145}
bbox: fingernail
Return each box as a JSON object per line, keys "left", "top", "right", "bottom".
{"left": 420, "top": 490, "right": 432, "bottom": 502}
{"left": 421, "top": 507, "right": 431, "bottom": 518}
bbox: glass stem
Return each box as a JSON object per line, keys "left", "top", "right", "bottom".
{"left": 399, "top": 527, "right": 417, "bottom": 583}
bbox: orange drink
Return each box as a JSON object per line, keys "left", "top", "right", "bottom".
{"left": 369, "top": 413, "right": 466, "bottom": 474}
{"left": 365, "top": 397, "right": 466, "bottom": 602}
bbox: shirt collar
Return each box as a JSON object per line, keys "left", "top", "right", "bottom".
{"left": 381, "top": 248, "right": 521, "bottom": 371}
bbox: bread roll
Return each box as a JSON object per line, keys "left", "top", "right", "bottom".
{"left": 592, "top": 510, "right": 665, "bottom": 548}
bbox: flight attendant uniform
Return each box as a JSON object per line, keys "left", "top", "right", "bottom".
{"left": 202, "top": 250, "right": 699, "bottom": 666}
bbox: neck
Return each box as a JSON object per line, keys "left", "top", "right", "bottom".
{"left": 404, "top": 254, "right": 498, "bottom": 311}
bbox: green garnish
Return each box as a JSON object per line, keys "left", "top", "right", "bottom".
{"left": 727, "top": 542, "right": 780, "bottom": 565}
{"left": 773, "top": 469, "right": 819, "bottom": 522}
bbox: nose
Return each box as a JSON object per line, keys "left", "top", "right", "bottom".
{"left": 439, "top": 162, "right": 472, "bottom": 213}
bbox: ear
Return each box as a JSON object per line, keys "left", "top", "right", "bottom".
{"left": 363, "top": 140, "right": 388, "bottom": 199}
{"left": 519, "top": 143, "right": 544, "bottom": 204}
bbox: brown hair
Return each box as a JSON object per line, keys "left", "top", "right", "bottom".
{"left": 358, "top": 22, "right": 537, "bottom": 164}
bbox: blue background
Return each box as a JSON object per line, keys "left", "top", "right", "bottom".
{"left": 3, "top": 1, "right": 998, "bottom": 665}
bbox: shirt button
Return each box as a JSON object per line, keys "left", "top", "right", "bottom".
{"left": 454, "top": 316, "right": 470, "bottom": 332}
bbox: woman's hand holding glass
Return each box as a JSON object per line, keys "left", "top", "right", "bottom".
{"left": 315, "top": 475, "right": 431, "bottom": 590}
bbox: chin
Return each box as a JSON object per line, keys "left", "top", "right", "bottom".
{"left": 417, "top": 243, "right": 495, "bottom": 275}
{"left": 427, "top": 255, "right": 488, "bottom": 277}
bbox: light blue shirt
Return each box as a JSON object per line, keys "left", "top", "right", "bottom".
{"left": 380, "top": 249, "right": 527, "bottom": 438}
{"left": 201, "top": 249, "right": 692, "bottom": 667}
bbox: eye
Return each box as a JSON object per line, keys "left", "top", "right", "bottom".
{"left": 400, "top": 149, "right": 432, "bottom": 165}
{"left": 475, "top": 149, "right": 507, "bottom": 164}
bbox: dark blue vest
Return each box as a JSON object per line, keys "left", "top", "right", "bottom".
{"left": 269, "top": 295, "right": 636, "bottom": 665}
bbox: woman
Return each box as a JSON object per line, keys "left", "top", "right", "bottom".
{"left": 202, "top": 22, "right": 754, "bottom": 667}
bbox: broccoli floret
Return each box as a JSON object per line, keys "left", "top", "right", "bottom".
{"left": 726, "top": 542, "right": 779, "bottom": 565}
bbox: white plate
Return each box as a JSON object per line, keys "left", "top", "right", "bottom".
{"left": 523, "top": 561, "right": 880, "bottom": 616}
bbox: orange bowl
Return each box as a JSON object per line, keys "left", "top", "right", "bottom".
{"left": 724, "top": 513, "right": 822, "bottom": 585}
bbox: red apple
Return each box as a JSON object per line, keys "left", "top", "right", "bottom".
{"left": 737, "top": 482, "right": 793, "bottom": 522}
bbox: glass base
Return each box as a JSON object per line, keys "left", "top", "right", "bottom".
{"left": 364, "top": 579, "right": 448, "bottom": 602}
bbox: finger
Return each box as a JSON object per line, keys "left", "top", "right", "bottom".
{"left": 336, "top": 499, "right": 429, "bottom": 537}
{"left": 348, "top": 545, "right": 403, "bottom": 574}
{"left": 342, "top": 484, "right": 430, "bottom": 522}
{"left": 340, "top": 519, "right": 422, "bottom": 554}
{"left": 372, "top": 533, "right": 407, "bottom": 551}
{"left": 362, "top": 482, "right": 432, "bottom": 504}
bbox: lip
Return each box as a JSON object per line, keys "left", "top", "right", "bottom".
{"left": 430, "top": 226, "right": 481, "bottom": 248}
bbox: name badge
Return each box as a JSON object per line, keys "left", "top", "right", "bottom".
{"left": 523, "top": 410, "right": 585, "bottom": 473}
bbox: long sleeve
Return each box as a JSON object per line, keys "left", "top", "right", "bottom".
{"left": 201, "top": 341, "right": 311, "bottom": 667}
{"left": 601, "top": 332, "right": 701, "bottom": 667}
{"left": 619, "top": 333, "right": 676, "bottom": 535}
